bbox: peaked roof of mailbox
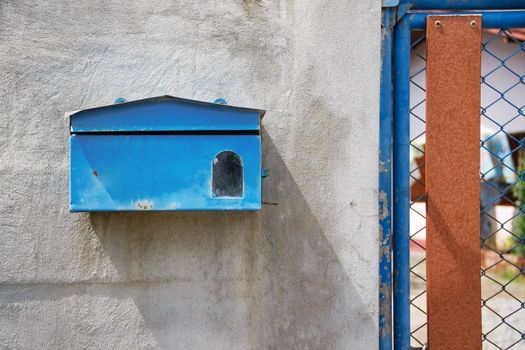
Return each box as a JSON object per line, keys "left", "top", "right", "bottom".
{"left": 69, "top": 95, "right": 265, "bottom": 133}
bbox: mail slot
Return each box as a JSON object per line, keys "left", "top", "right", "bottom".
{"left": 69, "top": 95, "right": 265, "bottom": 211}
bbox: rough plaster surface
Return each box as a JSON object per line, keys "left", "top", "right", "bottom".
{"left": 0, "top": 1, "right": 381, "bottom": 349}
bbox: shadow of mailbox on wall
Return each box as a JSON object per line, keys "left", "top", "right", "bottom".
{"left": 69, "top": 95, "right": 265, "bottom": 211}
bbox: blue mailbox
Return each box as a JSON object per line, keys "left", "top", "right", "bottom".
{"left": 69, "top": 95, "right": 265, "bottom": 211}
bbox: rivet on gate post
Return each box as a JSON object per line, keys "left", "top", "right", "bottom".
{"left": 470, "top": 20, "right": 477, "bottom": 28}
{"left": 435, "top": 20, "right": 441, "bottom": 28}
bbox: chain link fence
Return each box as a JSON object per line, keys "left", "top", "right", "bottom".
{"left": 409, "top": 29, "right": 525, "bottom": 349}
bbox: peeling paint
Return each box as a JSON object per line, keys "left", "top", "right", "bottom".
{"left": 379, "top": 225, "right": 392, "bottom": 338}
{"left": 378, "top": 190, "right": 389, "bottom": 220}
{"left": 379, "top": 158, "right": 391, "bottom": 173}
{"left": 379, "top": 228, "right": 392, "bottom": 263}
{"left": 135, "top": 200, "right": 153, "bottom": 210}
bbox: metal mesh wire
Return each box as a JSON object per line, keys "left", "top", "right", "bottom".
{"left": 409, "top": 29, "right": 525, "bottom": 349}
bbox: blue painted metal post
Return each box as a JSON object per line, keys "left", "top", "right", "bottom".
{"left": 408, "top": 11, "right": 525, "bottom": 30}
{"left": 393, "top": 15, "right": 411, "bottom": 350}
{"left": 409, "top": 0, "right": 525, "bottom": 10}
{"left": 379, "top": 7, "right": 395, "bottom": 350}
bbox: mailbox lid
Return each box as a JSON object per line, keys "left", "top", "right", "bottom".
{"left": 70, "top": 95, "right": 264, "bottom": 133}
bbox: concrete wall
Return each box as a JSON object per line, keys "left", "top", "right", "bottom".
{"left": 0, "top": 1, "right": 381, "bottom": 349}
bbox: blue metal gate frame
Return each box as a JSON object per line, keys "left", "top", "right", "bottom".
{"left": 379, "top": 1, "right": 525, "bottom": 349}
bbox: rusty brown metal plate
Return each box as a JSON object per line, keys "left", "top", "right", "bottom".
{"left": 426, "top": 15, "right": 482, "bottom": 350}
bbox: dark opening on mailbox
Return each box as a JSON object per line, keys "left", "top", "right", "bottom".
{"left": 69, "top": 95, "right": 265, "bottom": 211}
{"left": 212, "top": 151, "right": 244, "bottom": 198}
